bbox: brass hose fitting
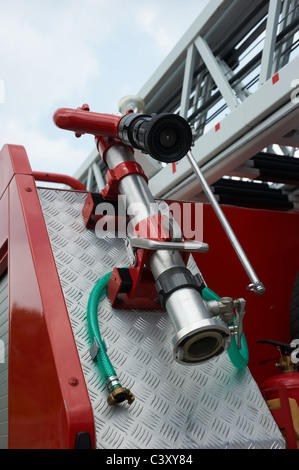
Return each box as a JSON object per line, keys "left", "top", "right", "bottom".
{"left": 107, "top": 386, "right": 135, "bottom": 406}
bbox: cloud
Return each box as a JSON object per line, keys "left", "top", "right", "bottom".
{"left": 3, "top": 118, "right": 88, "bottom": 174}
{"left": 135, "top": 1, "right": 210, "bottom": 56}
{"left": 0, "top": 0, "right": 208, "bottom": 176}
{"left": 136, "top": 6, "right": 181, "bottom": 55}
{"left": 0, "top": 3, "right": 101, "bottom": 123}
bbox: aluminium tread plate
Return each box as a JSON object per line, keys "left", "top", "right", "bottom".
{"left": 38, "top": 188, "right": 285, "bottom": 449}
{"left": 0, "top": 270, "right": 8, "bottom": 449}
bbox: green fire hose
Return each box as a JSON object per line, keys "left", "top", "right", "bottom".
{"left": 86, "top": 271, "right": 135, "bottom": 406}
{"left": 86, "top": 272, "right": 118, "bottom": 382}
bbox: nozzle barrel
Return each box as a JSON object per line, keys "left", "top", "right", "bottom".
{"left": 53, "top": 106, "right": 193, "bottom": 163}
{"left": 53, "top": 107, "right": 121, "bottom": 138}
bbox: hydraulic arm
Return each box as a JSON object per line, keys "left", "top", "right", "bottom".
{"left": 54, "top": 103, "right": 264, "bottom": 404}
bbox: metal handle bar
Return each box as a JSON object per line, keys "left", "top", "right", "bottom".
{"left": 187, "top": 151, "right": 266, "bottom": 296}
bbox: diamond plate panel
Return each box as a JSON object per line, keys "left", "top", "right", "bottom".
{"left": 38, "top": 188, "right": 285, "bottom": 449}
{"left": 0, "top": 270, "right": 8, "bottom": 449}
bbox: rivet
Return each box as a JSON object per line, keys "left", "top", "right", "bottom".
{"left": 25, "top": 187, "right": 32, "bottom": 192}
{"left": 68, "top": 377, "right": 79, "bottom": 386}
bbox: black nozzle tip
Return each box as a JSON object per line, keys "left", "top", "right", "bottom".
{"left": 118, "top": 113, "right": 193, "bottom": 163}
{"left": 144, "top": 114, "right": 192, "bottom": 163}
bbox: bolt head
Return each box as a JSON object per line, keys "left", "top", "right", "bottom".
{"left": 68, "top": 377, "right": 79, "bottom": 386}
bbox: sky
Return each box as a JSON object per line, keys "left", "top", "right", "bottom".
{"left": 0, "top": 0, "right": 210, "bottom": 177}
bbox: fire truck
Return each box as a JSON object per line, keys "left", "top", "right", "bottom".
{"left": 1, "top": 0, "right": 299, "bottom": 449}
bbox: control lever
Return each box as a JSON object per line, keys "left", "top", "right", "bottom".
{"left": 206, "top": 297, "right": 246, "bottom": 350}
{"left": 126, "top": 237, "right": 209, "bottom": 268}
{"left": 186, "top": 151, "right": 266, "bottom": 296}
{"left": 234, "top": 299, "right": 246, "bottom": 349}
{"left": 129, "top": 237, "right": 209, "bottom": 252}
{"left": 256, "top": 340, "right": 295, "bottom": 356}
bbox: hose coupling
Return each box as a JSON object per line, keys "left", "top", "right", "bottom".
{"left": 106, "top": 376, "right": 135, "bottom": 406}
{"left": 205, "top": 297, "right": 246, "bottom": 349}
{"left": 107, "top": 387, "right": 135, "bottom": 406}
{"left": 205, "top": 297, "right": 236, "bottom": 324}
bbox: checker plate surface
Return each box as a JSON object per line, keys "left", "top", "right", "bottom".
{"left": 38, "top": 188, "right": 285, "bottom": 449}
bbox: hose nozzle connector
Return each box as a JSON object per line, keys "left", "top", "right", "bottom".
{"left": 107, "top": 387, "right": 135, "bottom": 406}
{"left": 118, "top": 112, "right": 193, "bottom": 163}
{"left": 53, "top": 106, "right": 192, "bottom": 163}
{"left": 173, "top": 318, "right": 231, "bottom": 365}
{"left": 154, "top": 265, "right": 231, "bottom": 365}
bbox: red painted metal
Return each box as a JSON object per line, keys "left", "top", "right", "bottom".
{"left": 0, "top": 144, "right": 95, "bottom": 449}
{"left": 261, "top": 372, "right": 299, "bottom": 406}
{"left": 261, "top": 381, "right": 298, "bottom": 449}
{"left": 96, "top": 136, "right": 135, "bottom": 166}
{"left": 0, "top": 191, "right": 8, "bottom": 277}
{"left": 0, "top": 144, "right": 32, "bottom": 198}
{"left": 272, "top": 72, "right": 280, "bottom": 84}
{"left": 107, "top": 265, "right": 162, "bottom": 310}
{"left": 101, "top": 161, "right": 148, "bottom": 200}
{"left": 53, "top": 106, "right": 122, "bottom": 139}
{"left": 82, "top": 192, "right": 100, "bottom": 229}
{"left": 32, "top": 171, "right": 86, "bottom": 191}
{"left": 192, "top": 203, "right": 299, "bottom": 389}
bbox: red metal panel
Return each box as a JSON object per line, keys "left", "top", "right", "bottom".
{"left": 0, "top": 144, "right": 32, "bottom": 198}
{"left": 32, "top": 171, "right": 86, "bottom": 191}
{"left": 0, "top": 144, "right": 95, "bottom": 448}
{"left": 0, "top": 188, "right": 8, "bottom": 276}
{"left": 193, "top": 204, "right": 299, "bottom": 388}
{"left": 53, "top": 107, "right": 121, "bottom": 138}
